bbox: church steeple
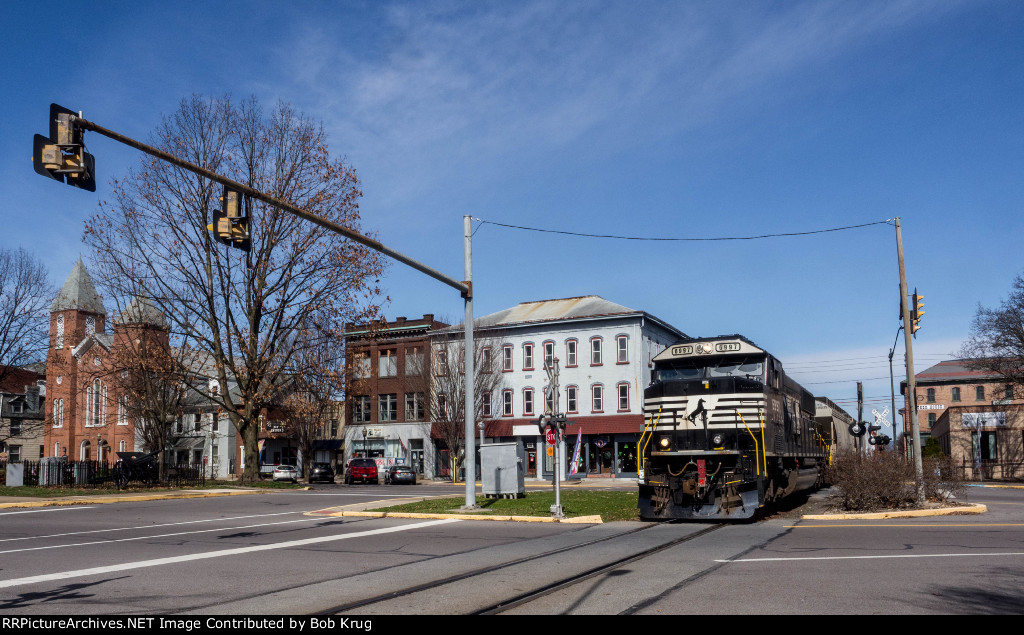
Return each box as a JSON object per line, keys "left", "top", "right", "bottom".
{"left": 51, "top": 258, "right": 106, "bottom": 315}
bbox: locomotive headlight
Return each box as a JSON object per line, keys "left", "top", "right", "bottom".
{"left": 701, "top": 343, "right": 713, "bottom": 354}
{"left": 711, "top": 433, "right": 724, "bottom": 446}
{"left": 658, "top": 436, "right": 671, "bottom": 449}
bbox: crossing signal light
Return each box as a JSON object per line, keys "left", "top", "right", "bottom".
{"left": 32, "top": 104, "right": 96, "bottom": 191}
{"left": 910, "top": 289, "right": 924, "bottom": 337}
{"left": 207, "top": 186, "right": 251, "bottom": 252}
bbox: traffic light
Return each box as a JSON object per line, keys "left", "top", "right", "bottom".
{"left": 208, "top": 186, "right": 251, "bottom": 252}
{"left": 910, "top": 289, "right": 924, "bottom": 337}
{"left": 33, "top": 104, "right": 96, "bottom": 191}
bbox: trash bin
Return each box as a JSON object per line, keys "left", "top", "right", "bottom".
{"left": 480, "top": 442, "right": 524, "bottom": 498}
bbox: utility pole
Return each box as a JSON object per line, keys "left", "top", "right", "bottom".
{"left": 545, "top": 357, "right": 564, "bottom": 518}
{"left": 857, "top": 381, "right": 864, "bottom": 455}
{"left": 895, "top": 217, "right": 925, "bottom": 503}
{"left": 463, "top": 215, "right": 477, "bottom": 509}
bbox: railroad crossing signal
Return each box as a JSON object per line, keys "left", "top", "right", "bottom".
{"left": 32, "top": 104, "right": 96, "bottom": 191}
{"left": 207, "top": 186, "right": 251, "bottom": 252}
{"left": 910, "top": 289, "right": 924, "bottom": 337}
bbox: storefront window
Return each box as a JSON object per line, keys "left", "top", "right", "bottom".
{"left": 616, "top": 442, "right": 637, "bottom": 473}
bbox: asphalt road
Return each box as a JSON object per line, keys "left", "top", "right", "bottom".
{"left": 0, "top": 483, "right": 1021, "bottom": 615}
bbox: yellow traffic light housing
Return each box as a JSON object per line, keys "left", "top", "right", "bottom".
{"left": 910, "top": 289, "right": 924, "bottom": 337}
{"left": 32, "top": 104, "right": 96, "bottom": 191}
{"left": 206, "top": 186, "right": 251, "bottom": 252}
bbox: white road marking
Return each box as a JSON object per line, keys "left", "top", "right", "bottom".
{"left": 0, "top": 511, "right": 299, "bottom": 543}
{"left": 718, "top": 551, "right": 1024, "bottom": 563}
{"left": 0, "top": 518, "right": 460, "bottom": 589}
{"left": 0, "top": 516, "right": 331, "bottom": 555}
{"left": 0, "top": 507, "right": 96, "bottom": 516}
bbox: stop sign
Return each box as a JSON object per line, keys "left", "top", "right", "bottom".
{"left": 546, "top": 430, "right": 556, "bottom": 445}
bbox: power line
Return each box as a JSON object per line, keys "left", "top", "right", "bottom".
{"left": 473, "top": 218, "right": 893, "bottom": 242}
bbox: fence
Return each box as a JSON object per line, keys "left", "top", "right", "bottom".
{"left": 5, "top": 458, "right": 206, "bottom": 489}
{"left": 957, "top": 459, "right": 1024, "bottom": 481}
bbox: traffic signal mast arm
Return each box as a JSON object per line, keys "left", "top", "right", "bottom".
{"left": 70, "top": 113, "right": 471, "bottom": 299}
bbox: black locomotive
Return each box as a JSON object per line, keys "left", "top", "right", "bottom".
{"left": 637, "top": 336, "right": 832, "bottom": 520}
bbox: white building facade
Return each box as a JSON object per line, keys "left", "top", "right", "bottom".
{"left": 436, "top": 296, "right": 687, "bottom": 481}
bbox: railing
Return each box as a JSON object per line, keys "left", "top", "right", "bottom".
{"left": 957, "top": 459, "right": 1024, "bottom": 481}
{"left": 5, "top": 459, "right": 206, "bottom": 489}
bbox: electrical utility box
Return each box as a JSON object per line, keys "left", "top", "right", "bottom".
{"left": 481, "top": 442, "right": 525, "bottom": 498}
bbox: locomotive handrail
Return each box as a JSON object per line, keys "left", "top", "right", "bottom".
{"left": 758, "top": 410, "right": 767, "bottom": 474}
{"left": 638, "top": 409, "right": 662, "bottom": 476}
{"left": 735, "top": 410, "right": 761, "bottom": 476}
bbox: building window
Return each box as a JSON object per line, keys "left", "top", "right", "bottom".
{"left": 353, "top": 353, "right": 371, "bottom": 379}
{"left": 502, "top": 389, "right": 513, "bottom": 416}
{"left": 523, "top": 388, "right": 535, "bottom": 416}
{"left": 592, "top": 385, "right": 604, "bottom": 413}
{"left": 591, "top": 337, "right": 603, "bottom": 366}
{"left": 928, "top": 413, "right": 936, "bottom": 427}
{"left": 330, "top": 419, "right": 339, "bottom": 437}
{"left": 481, "top": 347, "right": 492, "bottom": 373}
{"left": 86, "top": 315, "right": 96, "bottom": 336}
{"left": 617, "top": 383, "right": 630, "bottom": 411}
{"left": 405, "top": 392, "right": 425, "bottom": 421}
{"left": 543, "top": 341, "right": 554, "bottom": 369}
{"left": 566, "top": 386, "right": 578, "bottom": 414}
{"left": 55, "top": 314, "right": 64, "bottom": 349}
{"left": 545, "top": 387, "right": 554, "bottom": 414}
{"left": 436, "top": 349, "right": 449, "bottom": 375}
{"left": 976, "top": 386, "right": 985, "bottom": 401}
{"left": 482, "top": 392, "right": 492, "bottom": 417}
{"left": 926, "top": 388, "right": 935, "bottom": 403}
{"left": 406, "top": 346, "right": 424, "bottom": 376}
{"left": 379, "top": 350, "right": 397, "bottom": 377}
{"left": 11, "top": 420, "right": 22, "bottom": 436}
{"left": 353, "top": 396, "right": 371, "bottom": 423}
{"left": 1006, "top": 385, "right": 1014, "bottom": 400}
{"left": 9, "top": 445, "right": 21, "bottom": 462}
{"left": 437, "top": 393, "right": 449, "bottom": 418}
{"left": 523, "top": 343, "right": 534, "bottom": 371}
{"left": 565, "top": 339, "right": 578, "bottom": 367}
{"left": 502, "top": 345, "right": 513, "bottom": 372}
{"left": 87, "top": 379, "right": 104, "bottom": 427}
{"left": 119, "top": 440, "right": 126, "bottom": 452}
{"left": 952, "top": 387, "right": 961, "bottom": 402}
{"left": 616, "top": 335, "right": 628, "bottom": 364}
{"left": 378, "top": 394, "right": 398, "bottom": 421}
{"left": 117, "top": 395, "right": 130, "bottom": 426}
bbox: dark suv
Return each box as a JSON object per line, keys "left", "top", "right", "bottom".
{"left": 344, "top": 458, "right": 379, "bottom": 484}
{"left": 309, "top": 462, "right": 336, "bottom": 484}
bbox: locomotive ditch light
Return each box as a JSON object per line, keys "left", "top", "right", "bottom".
{"left": 711, "top": 433, "right": 724, "bottom": 447}
{"left": 658, "top": 436, "right": 670, "bottom": 449}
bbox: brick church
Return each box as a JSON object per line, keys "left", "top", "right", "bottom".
{"left": 44, "top": 258, "right": 168, "bottom": 461}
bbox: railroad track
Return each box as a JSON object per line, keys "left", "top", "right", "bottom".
{"left": 316, "top": 521, "right": 724, "bottom": 615}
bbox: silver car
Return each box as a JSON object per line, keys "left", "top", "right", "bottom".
{"left": 272, "top": 464, "right": 298, "bottom": 483}
{"left": 384, "top": 464, "right": 417, "bottom": 485}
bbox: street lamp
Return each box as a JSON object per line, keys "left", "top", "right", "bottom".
{"left": 362, "top": 426, "right": 368, "bottom": 458}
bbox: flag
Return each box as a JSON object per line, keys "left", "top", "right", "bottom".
{"left": 399, "top": 437, "right": 407, "bottom": 455}
{"left": 569, "top": 427, "right": 582, "bottom": 475}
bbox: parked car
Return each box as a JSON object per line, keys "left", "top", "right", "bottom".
{"left": 272, "top": 464, "right": 298, "bottom": 483}
{"left": 309, "top": 462, "right": 336, "bottom": 484}
{"left": 384, "top": 464, "right": 417, "bottom": 485}
{"left": 344, "top": 458, "right": 379, "bottom": 484}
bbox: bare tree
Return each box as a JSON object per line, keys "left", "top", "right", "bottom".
{"left": 84, "top": 95, "right": 386, "bottom": 482}
{"left": 281, "top": 320, "right": 345, "bottom": 480}
{"left": 0, "top": 248, "right": 52, "bottom": 389}
{"left": 429, "top": 332, "right": 505, "bottom": 481}
{"left": 958, "top": 272, "right": 1024, "bottom": 396}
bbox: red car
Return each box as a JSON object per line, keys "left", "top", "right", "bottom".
{"left": 344, "top": 458, "right": 379, "bottom": 484}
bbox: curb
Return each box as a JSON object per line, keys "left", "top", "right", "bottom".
{"left": 802, "top": 503, "right": 987, "bottom": 520}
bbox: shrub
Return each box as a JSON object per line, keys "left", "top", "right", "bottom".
{"left": 825, "top": 450, "right": 968, "bottom": 511}
{"left": 825, "top": 450, "right": 917, "bottom": 511}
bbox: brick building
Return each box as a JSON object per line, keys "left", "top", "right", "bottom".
{"left": 343, "top": 315, "right": 449, "bottom": 477}
{"left": 905, "top": 359, "right": 1024, "bottom": 478}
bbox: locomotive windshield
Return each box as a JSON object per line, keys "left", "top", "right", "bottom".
{"left": 654, "top": 356, "right": 765, "bottom": 383}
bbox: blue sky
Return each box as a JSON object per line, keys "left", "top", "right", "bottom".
{"left": 3, "top": 1, "right": 1023, "bottom": 429}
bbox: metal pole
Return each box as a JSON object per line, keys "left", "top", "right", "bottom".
{"left": 895, "top": 218, "right": 925, "bottom": 502}
{"left": 857, "top": 381, "right": 864, "bottom": 455}
{"left": 77, "top": 117, "right": 471, "bottom": 297}
{"left": 888, "top": 325, "right": 902, "bottom": 456}
{"left": 546, "top": 358, "right": 564, "bottom": 517}
{"left": 463, "top": 216, "right": 477, "bottom": 509}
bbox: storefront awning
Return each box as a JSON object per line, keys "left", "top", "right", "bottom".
{"left": 313, "top": 440, "right": 344, "bottom": 451}
{"left": 171, "top": 436, "right": 206, "bottom": 450}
